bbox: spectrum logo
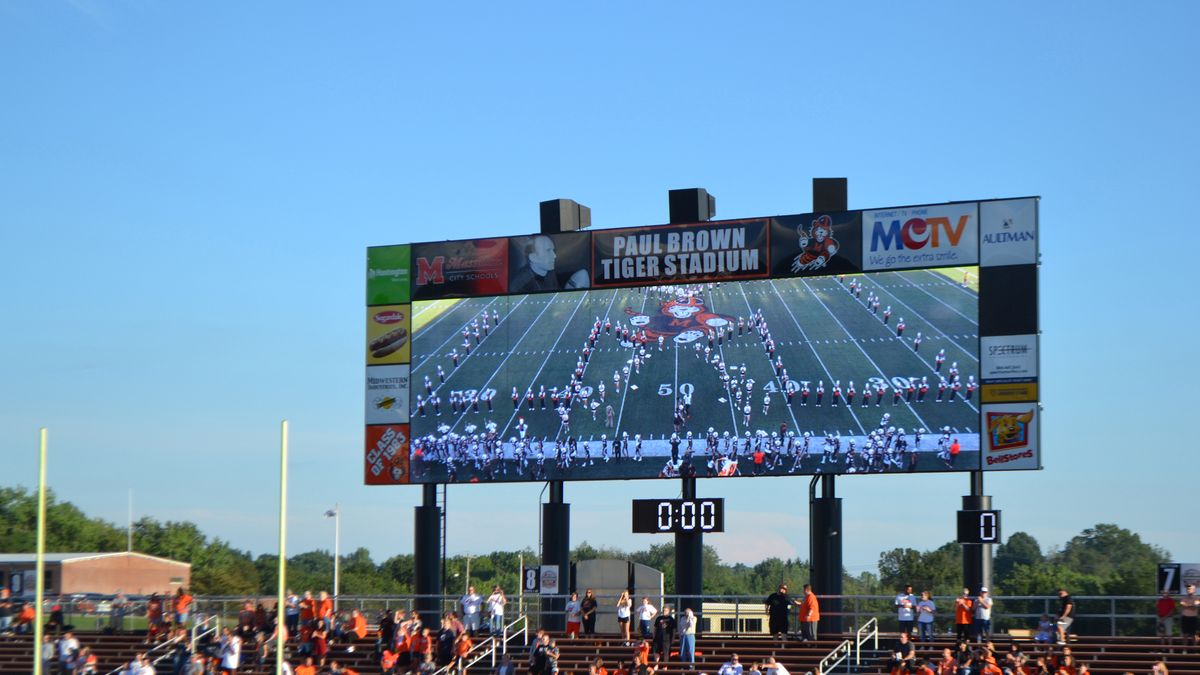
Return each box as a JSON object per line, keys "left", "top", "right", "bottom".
{"left": 870, "top": 214, "right": 971, "bottom": 252}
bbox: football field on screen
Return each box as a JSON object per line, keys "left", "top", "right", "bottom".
{"left": 408, "top": 268, "right": 981, "bottom": 482}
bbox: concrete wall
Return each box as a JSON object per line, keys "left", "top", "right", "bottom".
{"left": 574, "top": 559, "right": 663, "bottom": 635}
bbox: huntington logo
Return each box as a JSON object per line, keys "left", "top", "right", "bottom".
{"left": 417, "top": 256, "right": 446, "bottom": 285}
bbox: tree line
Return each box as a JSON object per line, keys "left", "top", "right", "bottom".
{"left": 0, "top": 487, "right": 1168, "bottom": 602}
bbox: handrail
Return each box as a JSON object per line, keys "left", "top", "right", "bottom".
{"left": 432, "top": 632, "right": 499, "bottom": 675}
{"left": 818, "top": 639, "right": 853, "bottom": 675}
{"left": 853, "top": 617, "right": 878, "bottom": 665}
{"left": 502, "top": 615, "right": 528, "bottom": 655}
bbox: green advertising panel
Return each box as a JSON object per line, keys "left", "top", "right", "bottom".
{"left": 367, "top": 244, "right": 411, "bottom": 305}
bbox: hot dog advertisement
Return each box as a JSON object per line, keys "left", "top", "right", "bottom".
{"left": 367, "top": 304, "right": 411, "bottom": 365}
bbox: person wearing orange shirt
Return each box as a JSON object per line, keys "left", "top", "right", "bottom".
{"left": 798, "top": 584, "right": 820, "bottom": 642}
{"left": 453, "top": 630, "right": 474, "bottom": 675}
{"left": 954, "top": 588, "right": 974, "bottom": 642}
{"left": 329, "top": 660, "right": 360, "bottom": 675}
{"left": 296, "top": 655, "right": 319, "bottom": 675}
{"left": 318, "top": 591, "right": 335, "bottom": 632}
{"left": 299, "top": 591, "right": 316, "bottom": 626}
{"left": 350, "top": 609, "right": 368, "bottom": 641}
{"left": 634, "top": 639, "right": 651, "bottom": 667}
{"left": 174, "top": 587, "right": 194, "bottom": 628}
{"left": 411, "top": 626, "right": 433, "bottom": 665}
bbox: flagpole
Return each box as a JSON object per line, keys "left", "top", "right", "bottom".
{"left": 275, "top": 421, "right": 289, "bottom": 675}
{"left": 33, "top": 429, "right": 47, "bottom": 675}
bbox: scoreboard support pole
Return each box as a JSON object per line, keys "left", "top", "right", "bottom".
{"left": 675, "top": 476, "right": 704, "bottom": 631}
{"left": 962, "top": 471, "right": 994, "bottom": 593}
{"left": 667, "top": 190, "right": 712, "bottom": 630}
{"left": 542, "top": 480, "right": 570, "bottom": 631}
{"left": 414, "top": 483, "right": 442, "bottom": 615}
{"left": 810, "top": 475, "right": 843, "bottom": 635}
{"left": 810, "top": 178, "right": 848, "bottom": 634}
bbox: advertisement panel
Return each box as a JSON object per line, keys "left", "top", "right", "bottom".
{"left": 980, "top": 198, "right": 1038, "bottom": 267}
{"left": 770, "top": 212, "right": 863, "bottom": 277}
{"left": 412, "top": 238, "right": 509, "bottom": 300}
{"left": 863, "top": 203, "right": 979, "bottom": 271}
{"left": 981, "top": 403, "right": 1040, "bottom": 471}
{"left": 365, "top": 423, "right": 410, "bottom": 485}
{"left": 366, "top": 365, "right": 410, "bottom": 425}
{"left": 592, "top": 219, "right": 769, "bottom": 286}
{"left": 367, "top": 244, "right": 412, "bottom": 305}
{"left": 366, "top": 305, "right": 412, "bottom": 365}
{"left": 980, "top": 334, "right": 1038, "bottom": 383}
{"left": 508, "top": 231, "right": 592, "bottom": 294}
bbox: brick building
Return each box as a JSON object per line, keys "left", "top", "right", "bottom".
{"left": 0, "top": 552, "right": 190, "bottom": 595}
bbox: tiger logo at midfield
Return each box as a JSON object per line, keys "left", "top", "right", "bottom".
{"left": 624, "top": 295, "right": 736, "bottom": 345}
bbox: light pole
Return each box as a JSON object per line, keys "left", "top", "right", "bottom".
{"left": 324, "top": 505, "right": 340, "bottom": 611}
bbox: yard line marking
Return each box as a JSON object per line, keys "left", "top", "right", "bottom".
{"left": 803, "top": 278, "right": 940, "bottom": 432}
{"left": 862, "top": 276, "right": 980, "bottom": 366}
{"left": 899, "top": 272, "right": 978, "bottom": 324}
{"left": 766, "top": 280, "right": 866, "bottom": 435}
{"left": 413, "top": 296, "right": 507, "bottom": 372}
{"left": 704, "top": 291, "right": 743, "bottom": 436}
{"left": 498, "top": 289, "right": 596, "bottom": 440}
{"left": 736, "top": 281, "right": 799, "bottom": 432}
{"left": 439, "top": 294, "right": 562, "bottom": 434}
{"left": 613, "top": 291, "right": 650, "bottom": 436}
{"left": 922, "top": 269, "right": 979, "bottom": 299}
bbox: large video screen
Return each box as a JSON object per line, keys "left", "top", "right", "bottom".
{"left": 364, "top": 198, "right": 1041, "bottom": 485}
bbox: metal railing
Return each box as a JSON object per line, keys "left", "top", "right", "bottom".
{"left": 818, "top": 639, "right": 853, "bottom": 675}
{"left": 432, "top": 618, "right": 527, "bottom": 675}
{"left": 853, "top": 617, "right": 878, "bottom": 665}
{"left": 16, "top": 593, "right": 1170, "bottom": 639}
{"left": 502, "top": 615, "right": 528, "bottom": 655}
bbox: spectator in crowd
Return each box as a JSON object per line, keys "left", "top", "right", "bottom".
{"left": 318, "top": 591, "right": 334, "bottom": 632}
{"left": 636, "top": 597, "right": 658, "bottom": 640}
{"left": 145, "top": 594, "right": 165, "bottom": 644}
{"left": 1152, "top": 659, "right": 1170, "bottom": 675}
{"left": 173, "top": 588, "right": 193, "bottom": 630}
{"left": 581, "top": 590, "right": 599, "bottom": 636}
{"left": 633, "top": 652, "right": 657, "bottom": 675}
{"left": 652, "top": 605, "right": 676, "bottom": 664}
{"left": 765, "top": 584, "right": 796, "bottom": 638}
{"left": 58, "top": 630, "right": 80, "bottom": 673}
{"left": 718, "top": 653, "right": 744, "bottom": 675}
{"left": 888, "top": 632, "right": 914, "bottom": 672}
{"left": 916, "top": 590, "right": 937, "bottom": 643}
{"left": 1056, "top": 589, "right": 1075, "bottom": 645}
{"left": 677, "top": 608, "right": 696, "bottom": 665}
{"left": 798, "top": 584, "right": 820, "bottom": 642}
{"left": 487, "top": 586, "right": 507, "bottom": 635}
{"left": 453, "top": 629, "right": 474, "bottom": 675}
{"left": 565, "top": 592, "right": 583, "bottom": 639}
{"left": 1180, "top": 583, "right": 1199, "bottom": 647}
{"left": 529, "top": 633, "right": 550, "bottom": 675}
{"left": 1035, "top": 615, "right": 1055, "bottom": 644}
{"left": 495, "top": 654, "right": 517, "bottom": 675}
{"left": 1157, "top": 589, "right": 1177, "bottom": 647}
{"left": 764, "top": 656, "right": 790, "bottom": 675}
{"left": 895, "top": 585, "right": 917, "bottom": 637}
{"left": 616, "top": 591, "right": 633, "bottom": 645}
{"left": 295, "top": 656, "right": 319, "bottom": 675}
{"left": 329, "top": 660, "right": 361, "bottom": 675}
{"left": 218, "top": 627, "right": 241, "bottom": 675}
{"left": 461, "top": 585, "right": 484, "bottom": 637}
{"left": 937, "top": 648, "right": 956, "bottom": 675}
{"left": 974, "top": 588, "right": 994, "bottom": 642}
{"left": 954, "top": 589, "right": 974, "bottom": 643}
{"left": 0, "top": 589, "right": 12, "bottom": 634}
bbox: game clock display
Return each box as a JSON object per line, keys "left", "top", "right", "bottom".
{"left": 956, "top": 509, "right": 1001, "bottom": 544}
{"left": 632, "top": 498, "right": 724, "bottom": 533}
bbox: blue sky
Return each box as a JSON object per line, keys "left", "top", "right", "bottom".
{"left": 2, "top": 1, "right": 1198, "bottom": 574}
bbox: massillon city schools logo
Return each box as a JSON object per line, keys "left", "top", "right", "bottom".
{"left": 623, "top": 296, "right": 736, "bottom": 345}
